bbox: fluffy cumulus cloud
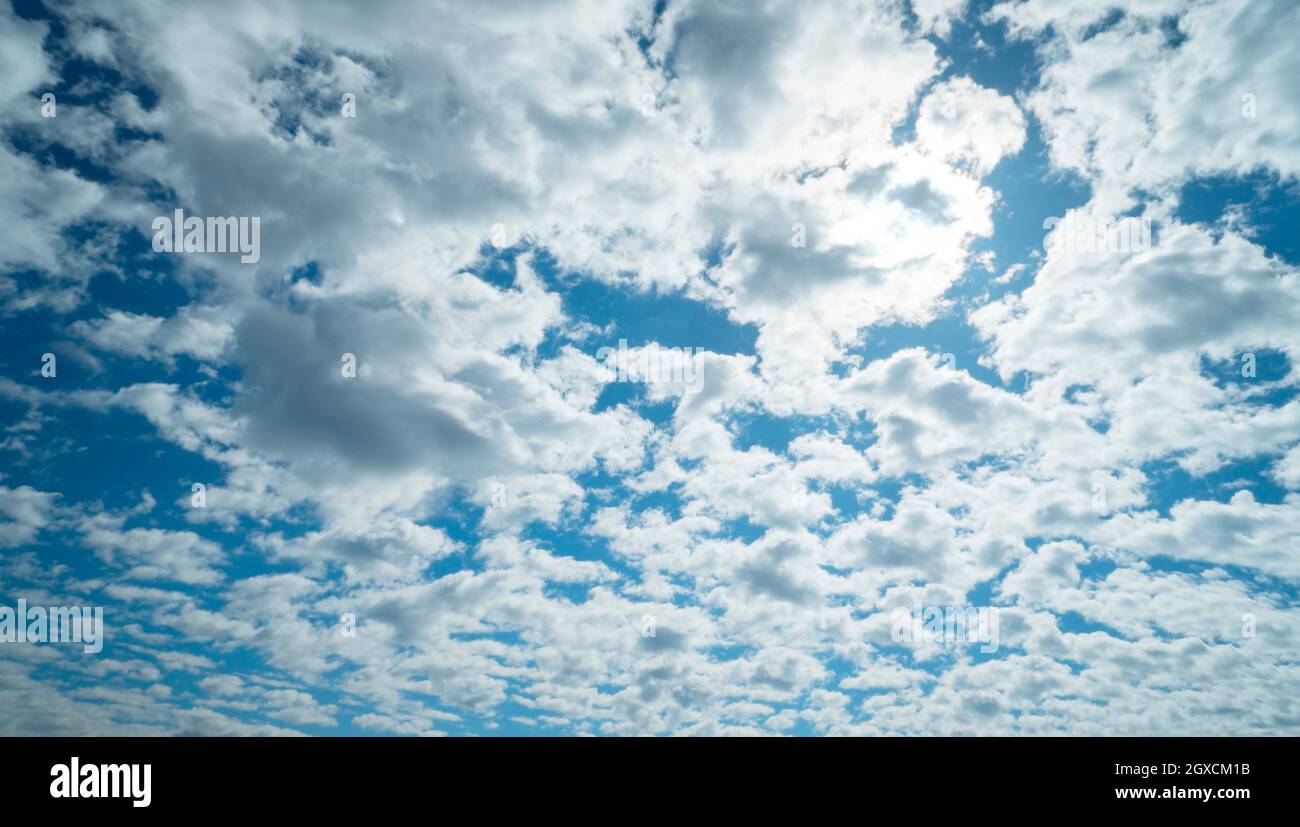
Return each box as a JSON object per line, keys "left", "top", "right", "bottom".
{"left": 0, "top": 0, "right": 1297, "bottom": 735}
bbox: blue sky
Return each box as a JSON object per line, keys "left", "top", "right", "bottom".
{"left": 1, "top": 0, "right": 1298, "bottom": 735}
